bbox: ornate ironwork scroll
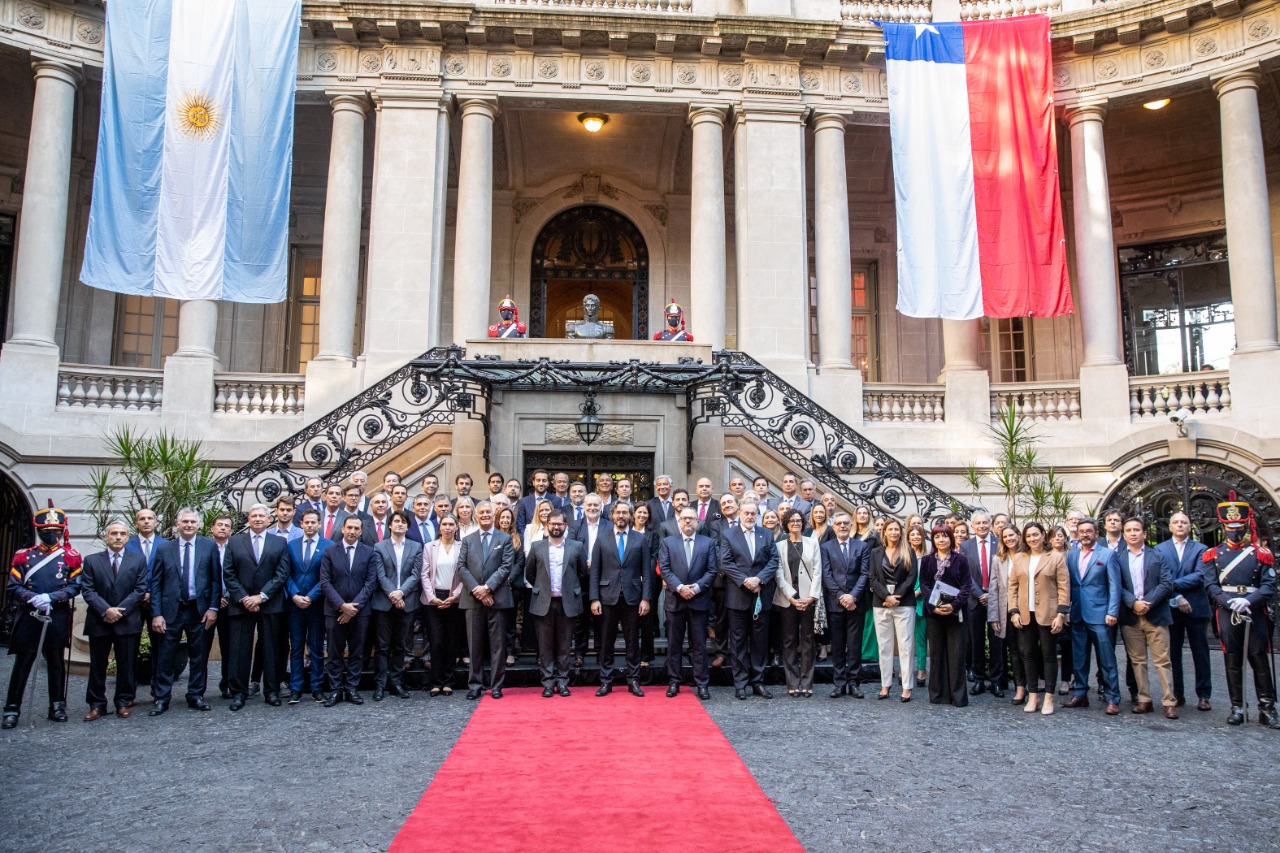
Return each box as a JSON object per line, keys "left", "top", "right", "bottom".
{"left": 687, "top": 351, "right": 961, "bottom": 519}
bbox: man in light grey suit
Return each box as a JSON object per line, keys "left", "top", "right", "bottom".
{"left": 371, "top": 510, "right": 423, "bottom": 700}
{"left": 457, "top": 501, "right": 515, "bottom": 699}
{"left": 526, "top": 510, "right": 587, "bottom": 697}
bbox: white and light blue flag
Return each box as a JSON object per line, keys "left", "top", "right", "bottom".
{"left": 81, "top": 0, "right": 300, "bottom": 303}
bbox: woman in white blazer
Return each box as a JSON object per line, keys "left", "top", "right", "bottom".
{"left": 774, "top": 509, "right": 825, "bottom": 697}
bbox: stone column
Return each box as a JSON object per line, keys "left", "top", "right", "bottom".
{"left": 689, "top": 104, "right": 728, "bottom": 350}
{"left": 0, "top": 59, "right": 80, "bottom": 408}
{"left": 162, "top": 298, "right": 220, "bottom": 421}
{"left": 313, "top": 93, "right": 368, "bottom": 365}
{"left": 941, "top": 319, "right": 981, "bottom": 373}
{"left": 939, "top": 318, "right": 989, "bottom": 425}
{"left": 428, "top": 99, "right": 452, "bottom": 349}
{"left": 451, "top": 98, "right": 498, "bottom": 346}
{"left": 732, "top": 103, "right": 810, "bottom": 386}
{"left": 174, "top": 300, "right": 218, "bottom": 358}
{"left": 1065, "top": 102, "right": 1131, "bottom": 420}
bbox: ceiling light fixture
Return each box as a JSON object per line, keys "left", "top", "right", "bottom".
{"left": 578, "top": 112, "right": 609, "bottom": 133}
{"left": 1143, "top": 98, "right": 1171, "bottom": 111}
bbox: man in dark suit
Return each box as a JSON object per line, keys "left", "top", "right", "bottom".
{"left": 516, "top": 469, "right": 554, "bottom": 534}
{"left": 457, "top": 500, "right": 515, "bottom": 699}
{"left": 1156, "top": 511, "right": 1212, "bottom": 711}
{"left": 332, "top": 485, "right": 377, "bottom": 546}
{"left": 527, "top": 510, "right": 586, "bottom": 697}
{"left": 658, "top": 489, "right": 690, "bottom": 539}
{"left": 286, "top": 509, "right": 331, "bottom": 703}
{"left": 298, "top": 477, "right": 326, "bottom": 517}
{"left": 659, "top": 508, "right": 718, "bottom": 699}
{"left": 1112, "top": 516, "right": 1178, "bottom": 719}
{"left": 718, "top": 503, "right": 778, "bottom": 699}
{"left": 406, "top": 494, "right": 437, "bottom": 545}
{"left": 702, "top": 493, "right": 740, "bottom": 666}
{"left": 692, "top": 477, "right": 723, "bottom": 526}
{"left": 569, "top": 493, "right": 605, "bottom": 664}
{"left": 821, "top": 512, "right": 871, "bottom": 698}
{"left": 590, "top": 503, "right": 653, "bottom": 697}
{"left": 222, "top": 504, "right": 293, "bottom": 710}
{"left": 149, "top": 508, "right": 220, "bottom": 714}
{"left": 320, "top": 516, "right": 381, "bottom": 705}
{"left": 80, "top": 522, "right": 149, "bottom": 721}
{"left": 1062, "top": 518, "right": 1121, "bottom": 714}
{"left": 960, "top": 511, "right": 1001, "bottom": 696}
{"left": 318, "top": 484, "right": 345, "bottom": 542}
{"left": 124, "top": 507, "right": 164, "bottom": 700}
{"left": 646, "top": 475, "right": 675, "bottom": 532}
{"left": 372, "top": 510, "right": 423, "bottom": 700}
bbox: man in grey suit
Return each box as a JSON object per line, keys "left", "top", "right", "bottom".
{"left": 457, "top": 500, "right": 515, "bottom": 699}
{"left": 371, "top": 510, "right": 423, "bottom": 700}
{"left": 527, "top": 510, "right": 587, "bottom": 697}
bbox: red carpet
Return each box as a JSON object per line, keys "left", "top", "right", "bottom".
{"left": 391, "top": 688, "right": 803, "bottom": 852}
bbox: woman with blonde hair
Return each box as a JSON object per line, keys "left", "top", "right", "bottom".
{"left": 808, "top": 502, "right": 835, "bottom": 544}
{"left": 869, "top": 518, "right": 918, "bottom": 701}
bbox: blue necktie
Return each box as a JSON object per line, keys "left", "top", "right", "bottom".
{"left": 617, "top": 532, "right": 626, "bottom": 562}
{"left": 182, "top": 541, "right": 192, "bottom": 597}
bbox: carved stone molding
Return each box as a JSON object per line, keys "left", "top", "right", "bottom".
{"left": 545, "top": 423, "right": 635, "bottom": 446}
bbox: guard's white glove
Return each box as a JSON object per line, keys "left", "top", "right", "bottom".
{"left": 29, "top": 593, "right": 51, "bottom": 612}
{"left": 1227, "top": 597, "right": 1251, "bottom": 614}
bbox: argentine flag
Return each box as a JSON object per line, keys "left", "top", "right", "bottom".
{"left": 81, "top": 0, "right": 300, "bottom": 303}
{"left": 882, "top": 17, "right": 1072, "bottom": 321}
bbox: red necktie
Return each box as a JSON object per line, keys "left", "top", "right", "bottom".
{"left": 324, "top": 513, "right": 334, "bottom": 538}
{"left": 698, "top": 503, "right": 706, "bottom": 521}
{"left": 980, "top": 539, "right": 989, "bottom": 588}
{"left": 377, "top": 521, "right": 385, "bottom": 541}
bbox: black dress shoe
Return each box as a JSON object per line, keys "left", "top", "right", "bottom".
{"left": 148, "top": 701, "right": 170, "bottom": 717}
{"left": 628, "top": 681, "right": 644, "bottom": 697}
{"left": 970, "top": 681, "right": 986, "bottom": 696}
{"left": 229, "top": 696, "right": 245, "bottom": 712}
{"left": 48, "top": 702, "right": 68, "bottom": 722}
{"left": 696, "top": 686, "right": 711, "bottom": 700}
{"left": 248, "top": 684, "right": 260, "bottom": 698}
{"left": 1, "top": 712, "right": 17, "bottom": 729}
{"left": 735, "top": 688, "right": 748, "bottom": 700}
{"left": 543, "top": 687, "right": 556, "bottom": 698}
{"left": 556, "top": 686, "right": 569, "bottom": 697}
{"left": 264, "top": 693, "right": 282, "bottom": 707}
{"left": 467, "top": 689, "right": 482, "bottom": 700}
{"left": 347, "top": 691, "right": 364, "bottom": 705}
{"left": 391, "top": 685, "right": 410, "bottom": 699}
{"left": 288, "top": 691, "right": 302, "bottom": 705}
{"left": 372, "top": 688, "right": 385, "bottom": 702}
{"left": 220, "top": 689, "right": 232, "bottom": 700}
{"left": 752, "top": 685, "right": 773, "bottom": 699}
{"left": 312, "top": 691, "right": 325, "bottom": 703}
{"left": 1228, "top": 706, "right": 1246, "bottom": 725}
{"left": 491, "top": 688, "right": 503, "bottom": 699}
{"left": 990, "top": 686, "right": 1006, "bottom": 698}
{"left": 666, "top": 683, "right": 680, "bottom": 698}
{"left": 847, "top": 686, "right": 864, "bottom": 699}
{"left": 188, "top": 698, "right": 211, "bottom": 711}
{"left": 323, "top": 693, "right": 342, "bottom": 707}
{"left": 830, "top": 685, "right": 846, "bottom": 699}
{"left": 596, "top": 684, "right": 613, "bottom": 697}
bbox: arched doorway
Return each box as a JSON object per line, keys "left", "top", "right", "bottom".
{"left": 1101, "top": 460, "right": 1280, "bottom": 546}
{"left": 0, "top": 470, "right": 33, "bottom": 642}
{"left": 529, "top": 205, "right": 649, "bottom": 339}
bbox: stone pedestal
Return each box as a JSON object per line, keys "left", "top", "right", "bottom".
{"left": 1078, "top": 363, "right": 1131, "bottom": 421}
{"left": 810, "top": 367, "right": 863, "bottom": 426}
{"left": 942, "top": 368, "right": 990, "bottom": 426}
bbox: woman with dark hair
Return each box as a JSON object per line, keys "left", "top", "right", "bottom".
{"left": 907, "top": 523, "right": 930, "bottom": 684}
{"left": 632, "top": 503, "right": 662, "bottom": 667}
{"left": 421, "top": 515, "right": 464, "bottom": 696}
{"left": 774, "top": 509, "right": 823, "bottom": 696}
{"left": 495, "top": 506, "right": 527, "bottom": 663}
{"left": 1007, "top": 520, "right": 1070, "bottom": 715}
{"left": 919, "top": 524, "right": 972, "bottom": 706}
{"left": 1048, "top": 524, "right": 1072, "bottom": 695}
{"left": 993, "top": 524, "right": 1025, "bottom": 704}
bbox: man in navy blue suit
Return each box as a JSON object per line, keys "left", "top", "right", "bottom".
{"left": 1062, "top": 517, "right": 1122, "bottom": 714}
{"left": 124, "top": 507, "right": 165, "bottom": 700}
{"left": 1156, "top": 511, "right": 1212, "bottom": 711}
{"left": 658, "top": 508, "right": 719, "bottom": 699}
{"left": 717, "top": 503, "right": 779, "bottom": 700}
{"left": 320, "top": 516, "right": 381, "bottom": 706}
{"left": 287, "top": 509, "right": 331, "bottom": 703}
{"left": 149, "top": 508, "right": 220, "bottom": 714}
{"left": 590, "top": 502, "right": 654, "bottom": 697}
{"left": 821, "top": 512, "right": 870, "bottom": 698}
{"left": 516, "top": 469, "right": 555, "bottom": 533}
{"left": 222, "top": 505, "right": 294, "bottom": 711}
{"left": 1112, "top": 516, "right": 1178, "bottom": 719}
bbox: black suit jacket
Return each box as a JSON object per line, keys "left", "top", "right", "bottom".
{"left": 330, "top": 510, "right": 377, "bottom": 546}
{"left": 717, "top": 526, "right": 780, "bottom": 611}
{"left": 646, "top": 497, "right": 676, "bottom": 531}
{"left": 80, "top": 549, "right": 149, "bottom": 637}
{"left": 151, "top": 535, "right": 221, "bottom": 622}
{"left": 658, "top": 533, "right": 719, "bottom": 612}
{"left": 319, "top": 541, "right": 381, "bottom": 618}
{"left": 692, "top": 500, "right": 723, "bottom": 527}
{"left": 590, "top": 527, "right": 655, "bottom": 606}
{"left": 820, "top": 537, "right": 871, "bottom": 611}
{"left": 222, "top": 532, "right": 292, "bottom": 615}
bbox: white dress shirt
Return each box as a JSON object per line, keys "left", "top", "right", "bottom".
{"left": 1128, "top": 548, "right": 1145, "bottom": 599}
{"left": 547, "top": 541, "right": 565, "bottom": 598}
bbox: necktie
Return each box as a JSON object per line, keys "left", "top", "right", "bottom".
{"left": 684, "top": 537, "right": 694, "bottom": 564}
{"left": 662, "top": 500, "right": 670, "bottom": 519}
{"left": 980, "top": 539, "right": 989, "bottom": 588}
{"left": 842, "top": 541, "right": 849, "bottom": 561}
{"left": 142, "top": 539, "right": 151, "bottom": 560}
{"left": 576, "top": 506, "right": 583, "bottom": 521}
{"left": 304, "top": 539, "right": 313, "bottom": 565}
{"left": 745, "top": 528, "right": 755, "bottom": 560}
{"left": 377, "top": 521, "right": 384, "bottom": 541}
{"left": 618, "top": 532, "right": 626, "bottom": 562}
{"left": 111, "top": 552, "right": 120, "bottom": 576}
{"left": 346, "top": 546, "right": 354, "bottom": 567}
{"left": 325, "top": 514, "right": 334, "bottom": 538}
{"left": 482, "top": 531, "right": 491, "bottom": 558}
{"left": 421, "top": 522, "right": 431, "bottom": 542}
{"left": 252, "top": 534, "right": 262, "bottom": 562}
{"left": 698, "top": 503, "right": 706, "bottom": 521}
{"left": 182, "top": 541, "right": 192, "bottom": 596}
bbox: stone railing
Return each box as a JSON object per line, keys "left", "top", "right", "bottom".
{"left": 990, "top": 381, "right": 1081, "bottom": 422}
{"left": 486, "top": 0, "right": 692, "bottom": 11}
{"left": 959, "top": 0, "right": 1061, "bottom": 18}
{"left": 56, "top": 365, "right": 164, "bottom": 412}
{"left": 1129, "top": 370, "right": 1231, "bottom": 420}
{"left": 214, "top": 374, "right": 306, "bottom": 416}
{"left": 841, "top": 0, "right": 933, "bottom": 23}
{"left": 863, "top": 384, "right": 946, "bottom": 423}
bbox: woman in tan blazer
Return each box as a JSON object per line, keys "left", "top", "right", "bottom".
{"left": 1006, "top": 521, "right": 1069, "bottom": 715}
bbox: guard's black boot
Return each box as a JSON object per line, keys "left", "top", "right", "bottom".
{"left": 1257, "top": 701, "right": 1280, "bottom": 730}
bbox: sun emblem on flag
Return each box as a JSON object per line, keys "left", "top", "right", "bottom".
{"left": 175, "top": 90, "right": 222, "bottom": 142}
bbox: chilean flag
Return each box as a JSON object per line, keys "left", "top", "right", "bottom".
{"left": 883, "top": 17, "right": 1072, "bottom": 320}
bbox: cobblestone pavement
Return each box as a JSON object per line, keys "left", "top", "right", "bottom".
{"left": 2, "top": 652, "right": 1279, "bottom": 852}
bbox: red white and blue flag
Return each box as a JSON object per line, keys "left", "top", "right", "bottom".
{"left": 882, "top": 17, "right": 1072, "bottom": 320}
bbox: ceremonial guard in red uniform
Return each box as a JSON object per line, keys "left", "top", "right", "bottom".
{"left": 1203, "top": 493, "right": 1279, "bottom": 728}
{"left": 653, "top": 299, "right": 693, "bottom": 341}
{"left": 487, "top": 296, "right": 527, "bottom": 339}
{"left": 3, "top": 502, "right": 81, "bottom": 729}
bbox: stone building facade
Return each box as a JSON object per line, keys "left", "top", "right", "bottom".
{"left": 0, "top": 0, "right": 1279, "bottom": 552}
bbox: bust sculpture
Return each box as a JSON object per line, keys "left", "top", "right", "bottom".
{"left": 567, "top": 293, "right": 614, "bottom": 339}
